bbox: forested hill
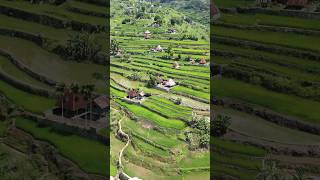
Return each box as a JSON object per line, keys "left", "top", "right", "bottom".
{"left": 145, "top": 0, "right": 210, "bottom": 25}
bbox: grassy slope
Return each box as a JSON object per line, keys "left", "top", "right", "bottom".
{"left": 0, "top": 80, "right": 54, "bottom": 113}
{"left": 116, "top": 100, "right": 186, "bottom": 129}
{"left": 213, "top": 78, "right": 320, "bottom": 123}
{"left": 15, "top": 117, "right": 107, "bottom": 175}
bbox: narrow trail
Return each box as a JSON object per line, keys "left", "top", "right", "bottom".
{"left": 116, "top": 116, "right": 132, "bottom": 179}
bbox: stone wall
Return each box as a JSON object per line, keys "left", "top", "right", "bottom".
{"left": 0, "top": 28, "right": 44, "bottom": 46}
{"left": 212, "top": 36, "right": 320, "bottom": 61}
{"left": 21, "top": 112, "right": 108, "bottom": 144}
{"left": 213, "top": 97, "right": 320, "bottom": 135}
{"left": 220, "top": 7, "right": 320, "bottom": 19}
{"left": 213, "top": 22, "right": 320, "bottom": 36}
{"left": 0, "top": 5, "right": 107, "bottom": 33}
{"left": 0, "top": 49, "right": 57, "bottom": 86}
{"left": 0, "top": 70, "right": 55, "bottom": 98}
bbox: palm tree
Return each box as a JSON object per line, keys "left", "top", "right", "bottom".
{"left": 70, "top": 83, "right": 80, "bottom": 116}
{"left": 80, "top": 84, "right": 95, "bottom": 128}
{"left": 55, "top": 83, "right": 66, "bottom": 118}
{"left": 257, "top": 160, "right": 284, "bottom": 180}
{"left": 80, "top": 85, "right": 89, "bottom": 128}
{"left": 86, "top": 84, "right": 95, "bottom": 121}
{"left": 292, "top": 168, "right": 311, "bottom": 180}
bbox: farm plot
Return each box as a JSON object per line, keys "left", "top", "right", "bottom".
{"left": 212, "top": 2, "right": 320, "bottom": 178}
{"left": 110, "top": 0, "right": 210, "bottom": 179}
{"left": 0, "top": 0, "right": 109, "bottom": 177}
{"left": 14, "top": 117, "right": 107, "bottom": 175}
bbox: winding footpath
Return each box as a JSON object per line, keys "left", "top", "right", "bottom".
{"left": 115, "top": 116, "right": 132, "bottom": 180}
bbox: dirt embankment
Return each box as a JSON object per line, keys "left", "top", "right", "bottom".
{"left": 2, "top": 127, "right": 107, "bottom": 179}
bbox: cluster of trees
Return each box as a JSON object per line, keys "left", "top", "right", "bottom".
{"left": 188, "top": 113, "right": 210, "bottom": 148}
{"left": 65, "top": 32, "right": 102, "bottom": 62}
{"left": 212, "top": 114, "right": 231, "bottom": 137}
{"left": 257, "top": 161, "right": 311, "bottom": 180}
{"left": 29, "top": 0, "right": 65, "bottom": 5}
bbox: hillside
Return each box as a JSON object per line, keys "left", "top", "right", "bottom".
{"left": 110, "top": 0, "right": 210, "bottom": 179}
{"left": 212, "top": 0, "right": 320, "bottom": 179}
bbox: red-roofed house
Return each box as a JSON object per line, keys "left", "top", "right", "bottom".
{"left": 199, "top": 58, "right": 207, "bottom": 65}
{"left": 211, "top": 3, "right": 220, "bottom": 20}
{"left": 287, "top": 0, "right": 309, "bottom": 8}
{"left": 58, "top": 91, "right": 88, "bottom": 113}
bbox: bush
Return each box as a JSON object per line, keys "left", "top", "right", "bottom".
{"left": 66, "top": 32, "right": 101, "bottom": 62}
{"left": 212, "top": 114, "right": 231, "bottom": 137}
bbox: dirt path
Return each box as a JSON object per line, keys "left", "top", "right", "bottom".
{"left": 117, "top": 117, "right": 130, "bottom": 169}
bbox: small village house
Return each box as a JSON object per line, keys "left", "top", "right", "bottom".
{"left": 124, "top": 89, "right": 146, "bottom": 104}
{"left": 144, "top": 30, "right": 151, "bottom": 39}
{"left": 199, "top": 58, "right": 207, "bottom": 65}
{"left": 211, "top": 3, "right": 220, "bottom": 20}
{"left": 57, "top": 91, "right": 88, "bottom": 117}
{"left": 127, "top": 89, "right": 145, "bottom": 100}
{"left": 56, "top": 91, "right": 107, "bottom": 120}
{"left": 173, "top": 61, "right": 180, "bottom": 69}
{"left": 162, "top": 79, "right": 176, "bottom": 87}
{"left": 92, "top": 95, "right": 108, "bottom": 119}
{"left": 286, "top": 0, "right": 309, "bottom": 9}
{"left": 167, "top": 28, "right": 176, "bottom": 34}
{"left": 151, "top": 45, "right": 163, "bottom": 52}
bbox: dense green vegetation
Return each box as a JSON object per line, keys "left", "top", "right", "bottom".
{"left": 15, "top": 117, "right": 107, "bottom": 175}
{"left": 0, "top": 0, "right": 108, "bottom": 178}
{"left": 0, "top": 81, "right": 54, "bottom": 113}
{"left": 110, "top": 0, "right": 210, "bottom": 178}
{"left": 212, "top": 0, "right": 320, "bottom": 179}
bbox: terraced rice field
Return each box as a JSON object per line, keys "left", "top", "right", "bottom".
{"left": 212, "top": 0, "right": 320, "bottom": 178}
{"left": 110, "top": 0, "right": 210, "bottom": 179}
{"left": 0, "top": 0, "right": 108, "bottom": 177}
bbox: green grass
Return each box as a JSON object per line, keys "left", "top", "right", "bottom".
{"left": 212, "top": 138, "right": 267, "bottom": 157}
{"left": 15, "top": 117, "right": 107, "bottom": 175}
{"left": 0, "top": 0, "right": 106, "bottom": 25}
{"left": 178, "top": 152, "right": 210, "bottom": 168}
{"left": 220, "top": 13, "right": 320, "bottom": 30}
{"left": 171, "top": 86, "right": 210, "bottom": 100}
{"left": 0, "top": 121, "right": 7, "bottom": 137}
{"left": 142, "top": 96, "right": 192, "bottom": 121}
{"left": 116, "top": 99, "right": 186, "bottom": 130}
{"left": 110, "top": 164, "right": 117, "bottom": 176}
{"left": 212, "top": 26, "right": 320, "bottom": 52}
{"left": 123, "top": 117, "right": 182, "bottom": 148}
{"left": 133, "top": 137, "right": 170, "bottom": 157}
{"left": 0, "top": 55, "right": 51, "bottom": 89}
{"left": 0, "top": 35, "right": 107, "bottom": 93}
{"left": 213, "top": 78, "right": 320, "bottom": 123}
{"left": 0, "top": 80, "right": 54, "bottom": 113}
{"left": 215, "top": 0, "right": 255, "bottom": 7}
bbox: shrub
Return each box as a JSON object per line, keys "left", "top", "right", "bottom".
{"left": 212, "top": 114, "right": 231, "bottom": 137}
{"left": 66, "top": 32, "right": 101, "bottom": 62}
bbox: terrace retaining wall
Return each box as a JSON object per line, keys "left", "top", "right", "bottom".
{"left": 213, "top": 97, "right": 320, "bottom": 135}
{"left": 0, "top": 49, "right": 57, "bottom": 86}
{"left": 220, "top": 7, "right": 320, "bottom": 19}
{"left": 66, "top": 6, "right": 107, "bottom": 18}
{"left": 225, "top": 129, "right": 320, "bottom": 157}
{"left": 229, "top": 102, "right": 320, "bottom": 135}
{"left": 21, "top": 112, "right": 108, "bottom": 144}
{"left": 0, "top": 70, "right": 55, "bottom": 98}
{"left": 212, "top": 36, "right": 320, "bottom": 61}
{"left": 0, "top": 28, "right": 44, "bottom": 46}
{"left": 213, "top": 22, "right": 320, "bottom": 36}
{"left": 0, "top": 5, "right": 107, "bottom": 33}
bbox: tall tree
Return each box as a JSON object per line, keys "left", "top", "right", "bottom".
{"left": 55, "top": 83, "right": 66, "bottom": 118}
